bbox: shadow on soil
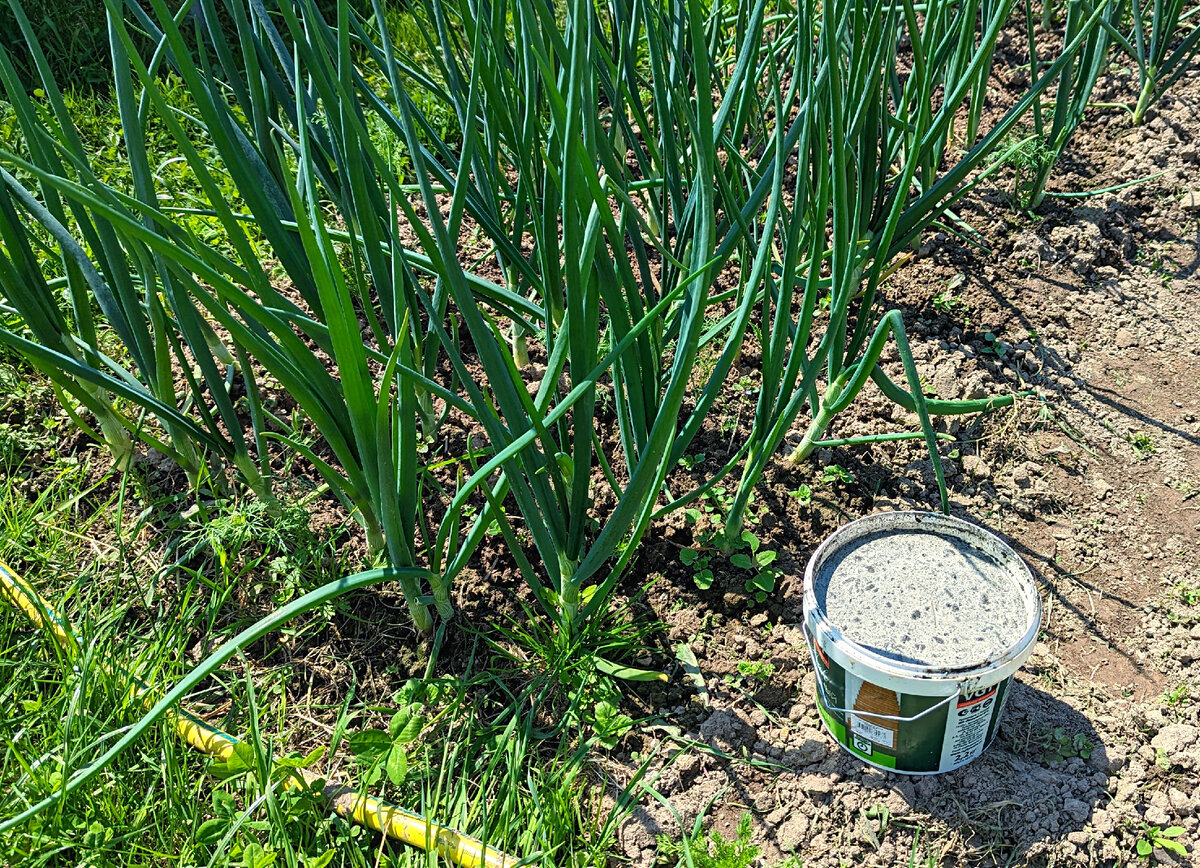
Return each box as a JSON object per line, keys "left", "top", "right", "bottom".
{"left": 628, "top": 682, "right": 1112, "bottom": 866}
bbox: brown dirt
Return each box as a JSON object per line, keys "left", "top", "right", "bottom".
{"left": 605, "top": 61, "right": 1200, "bottom": 868}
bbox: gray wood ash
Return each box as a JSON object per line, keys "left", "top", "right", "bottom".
{"left": 814, "top": 529, "right": 1028, "bottom": 668}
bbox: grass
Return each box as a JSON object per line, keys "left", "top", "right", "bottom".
{"left": 0, "top": 0, "right": 112, "bottom": 92}
{"left": 1127, "top": 430, "right": 1157, "bottom": 459}
{"left": 0, "top": 358, "right": 650, "bottom": 865}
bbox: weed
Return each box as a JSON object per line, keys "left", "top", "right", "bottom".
{"left": 1127, "top": 431, "right": 1156, "bottom": 460}
{"left": 821, "top": 465, "right": 855, "bottom": 486}
{"left": 979, "top": 331, "right": 1009, "bottom": 356}
{"left": 729, "top": 531, "right": 780, "bottom": 604}
{"left": 680, "top": 547, "right": 716, "bottom": 591}
{"left": 787, "top": 484, "right": 813, "bottom": 505}
{"left": 702, "top": 485, "right": 737, "bottom": 526}
{"left": 657, "top": 813, "right": 760, "bottom": 868}
{"left": 1041, "top": 726, "right": 1093, "bottom": 763}
{"left": 1163, "top": 683, "right": 1190, "bottom": 709}
{"left": 1168, "top": 479, "right": 1198, "bottom": 501}
{"left": 347, "top": 681, "right": 430, "bottom": 788}
{"left": 864, "top": 802, "right": 892, "bottom": 835}
{"left": 1172, "top": 582, "right": 1200, "bottom": 606}
{"left": 932, "top": 291, "right": 962, "bottom": 313}
{"left": 735, "top": 660, "right": 777, "bottom": 681}
{"left": 932, "top": 275, "right": 965, "bottom": 314}
{"left": 1135, "top": 823, "right": 1187, "bottom": 859}
{"left": 1002, "top": 133, "right": 1056, "bottom": 210}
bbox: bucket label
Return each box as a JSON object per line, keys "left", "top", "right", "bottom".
{"left": 810, "top": 620, "right": 1013, "bottom": 773}
{"left": 849, "top": 714, "right": 895, "bottom": 748}
{"left": 845, "top": 673, "right": 901, "bottom": 749}
{"left": 939, "top": 685, "right": 1000, "bottom": 769}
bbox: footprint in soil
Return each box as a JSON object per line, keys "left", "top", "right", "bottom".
{"left": 619, "top": 682, "right": 1117, "bottom": 868}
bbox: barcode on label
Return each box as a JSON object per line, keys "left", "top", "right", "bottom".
{"left": 849, "top": 714, "right": 895, "bottom": 748}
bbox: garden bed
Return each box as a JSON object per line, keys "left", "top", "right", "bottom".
{"left": 2, "top": 4, "right": 1200, "bottom": 867}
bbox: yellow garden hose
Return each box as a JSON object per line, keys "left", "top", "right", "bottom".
{"left": 0, "top": 561, "right": 517, "bottom": 868}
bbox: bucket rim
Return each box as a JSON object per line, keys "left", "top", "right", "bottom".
{"left": 802, "top": 510, "right": 1042, "bottom": 685}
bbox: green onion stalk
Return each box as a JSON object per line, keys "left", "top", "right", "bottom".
{"left": 1014, "top": 0, "right": 1117, "bottom": 210}
{"left": 0, "top": 5, "right": 270, "bottom": 495}
{"left": 686, "top": 0, "right": 1115, "bottom": 547}
{"left": 1106, "top": 0, "right": 1200, "bottom": 123}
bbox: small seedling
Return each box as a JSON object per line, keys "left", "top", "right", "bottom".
{"left": 932, "top": 276, "right": 964, "bottom": 313}
{"left": 657, "top": 813, "right": 760, "bottom": 868}
{"left": 593, "top": 700, "right": 634, "bottom": 749}
{"left": 735, "top": 660, "right": 776, "bottom": 681}
{"left": 729, "top": 531, "right": 779, "bottom": 603}
{"left": 788, "top": 483, "right": 813, "bottom": 505}
{"left": 1135, "top": 824, "right": 1187, "bottom": 860}
{"left": 1169, "top": 479, "right": 1198, "bottom": 501}
{"left": 1172, "top": 582, "right": 1200, "bottom": 606}
{"left": 702, "top": 485, "right": 736, "bottom": 523}
{"left": 821, "top": 465, "right": 855, "bottom": 486}
{"left": 863, "top": 802, "right": 892, "bottom": 837}
{"left": 1041, "top": 726, "right": 1092, "bottom": 763}
{"left": 979, "top": 331, "right": 1009, "bottom": 356}
{"left": 932, "top": 291, "right": 961, "bottom": 313}
{"left": 680, "top": 547, "right": 715, "bottom": 591}
{"left": 1163, "top": 683, "right": 1190, "bottom": 708}
{"left": 348, "top": 699, "right": 428, "bottom": 788}
{"left": 1127, "top": 431, "right": 1155, "bottom": 460}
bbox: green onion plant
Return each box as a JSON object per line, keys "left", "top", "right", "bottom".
{"left": 1012, "top": 0, "right": 1118, "bottom": 209}
{"left": 1112, "top": 0, "right": 1200, "bottom": 122}
{"left": 658, "top": 0, "right": 1111, "bottom": 546}
{"left": 0, "top": 0, "right": 1124, "bottom": 635}
{"left": 0, "top": 3, "right": 265, "bottom": 491}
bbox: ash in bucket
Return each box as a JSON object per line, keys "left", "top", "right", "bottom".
{"left": 813, "top": 529, "right": 1028, "bottom": 668}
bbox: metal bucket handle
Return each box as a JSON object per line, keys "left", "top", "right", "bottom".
{"left": 802, "top": 621, "right": 961, "bottom": 723}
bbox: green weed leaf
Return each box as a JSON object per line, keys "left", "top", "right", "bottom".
{"left": 209, "top": 743, "right": 257, "bottom": 780}
{"left": 348, "top": 729, "right": 391, "bottom": 764}
{"left": 196, "top": 818, "right": 228, "bottom": 846}
{"left": 389, "top": 708, "right": 424, "bottom": 744}
{"left": 385, "top": 744, "right": 408, "bottom": 787}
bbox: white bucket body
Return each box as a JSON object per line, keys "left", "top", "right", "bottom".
{"left": 802, "top": 511, "right": 1041, "bottom": 775}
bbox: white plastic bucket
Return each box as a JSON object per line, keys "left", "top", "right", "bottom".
{"left": 802, "top": 511, "right": 1041, "bottom": 774}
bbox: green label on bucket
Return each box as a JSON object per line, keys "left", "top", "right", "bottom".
{"left": 813, "top": 640, "right": 1011, "bottom": 774}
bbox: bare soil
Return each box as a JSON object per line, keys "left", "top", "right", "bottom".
{"left": 607, "top": 64, "right": 1200, "bottom": 868}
